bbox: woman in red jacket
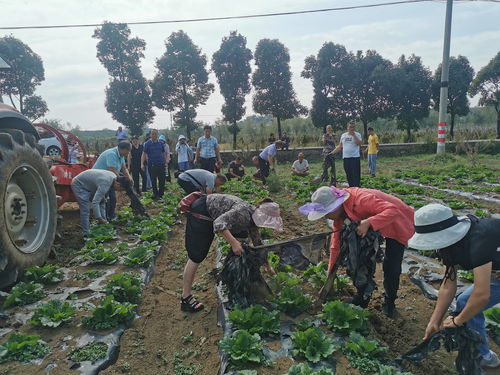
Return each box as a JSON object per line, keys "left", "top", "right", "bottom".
{"left": 300, "top": 186, "right": 414, "bottom": 317}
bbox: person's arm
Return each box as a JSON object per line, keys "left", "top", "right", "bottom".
{"left": 164, "top": 144, "right": 170, "bottom": 164}
{"left": 127, "top": 153, "right": 131, "bottom": 170}
{"left": 220, "top": 229, "right": 244, "bottom": 256}
{"left": 330, "top": 143, "right": 342, "bottom": 155}
{"left": 205, "top": 187, "right": 213, "bottom": 194}
{"left": 322, "top": 134, "right": 327, "bottom": 147}
{"left": 195, "top": 147, "right": 200, "bottom": 163}
{"left": 423, "top": 273, "right": 458, "bottom": 340}
{"left": 107, "top": 166, "right": 119, "bottom": 176}
{"left": 120, "top": 163, "right": 131, "bottom": 180}
{"left": 268, "top": 154, "right": 275, "bottom": 168}
{"left": 229, "top": 167, "right": 239, "bottom": 178}
{"left": 328, "top": 218, "right": 344, "bottom": 273}
{"left": 215, "top": 144, "right": 222, "bottom": 163}
{"left": 141, "top": 151, "right": 147, "bottom": 171}
{"left": 353, "top": 132, "right": 362, "bottom": 146}
{"left": 354, "top": 194, "right": 401, "bottom": 237}
{"left": 92, "top": 183, "right": 112, "bottom": 223}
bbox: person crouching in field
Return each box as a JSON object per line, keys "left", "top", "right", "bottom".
{"left": 300, "top": 186, "right": 414, "bottom": 317}
{"left": 291, "top": 152, "right": 309, "bottom": 177}
{"left": 408, "top": 203, "right": 500, "bottom": 370}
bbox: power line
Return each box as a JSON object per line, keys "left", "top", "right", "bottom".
{"left": 0, "top": 0, "right": 488, "bottom": 31}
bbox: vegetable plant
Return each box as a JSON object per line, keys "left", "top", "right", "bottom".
{"left": 84, "top": 248, "right": 119, "bottom": 265}
{"left": 219, "top": 330, "right": 269, "bottom": 368}
{"left": 74, "top": 270, "right": 106, "bottom": 280}
{"left": 269, "top": 272, "right": 301, "bottom": 292}
{"left": 268, "top": 253, "right": 293, "bottom": 273}
{"left": 1, "top": 282, "right": 46, "bottom": 308}
{"left": 343, "top": 331, "right": 387, "bottom": 372}
{"left": 321, "top": 300, "right": 370, "bottom": 334}
{"left": 31, "top": 299, "right": 77, "bottom": 327}
{"left": 285, "top": 363, "right": 335, "bottom": 375}
{"left": 228, "top": 304, "right": 280, "bottom": 336}
{"left": 295, "top": 318, "right": 315, "bottom": 332}
{"left": 485, "top": 307, "right": 500, "bottom": 336}
{"left": 303, "top": 262, "right": 328, "bottom": 288}
{"left": 457, "top": 270, "right": 474, "bottom": 282}
{"left": 105, "top": 272, "right": 142, "bottom": 303}
{"left": 82, "top": 296, "right": 136, "bottom": 330}
{"left": 376, "top": 365, "right": 413, "bottom": 375}
{"left": 70, "top": 341, "right": 108, "bottom": 362}
{"left": 291, "top": 327, "right": 340, "bottom": 363}
{"left": 0, "top": 333, "right": 50, "bottom": 363}
{"left": 23, "top": 264, "right": 64, "bottom": 284}
{"left": 123, "top": 241, "right": 158, "bottom": 267}
{"left": 87, "top": 223, "right": 116, "bottom": 242}
{"left": 272, "top": 286, "right": 312, "bottom": 317}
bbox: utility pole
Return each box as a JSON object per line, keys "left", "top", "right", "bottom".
{"left": 436, "top": 0, "right": 453, "bottom": 154}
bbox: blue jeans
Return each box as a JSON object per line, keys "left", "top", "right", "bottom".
{"left": 368, "top": 154, "right": 377, "bottom": 176}
{"left": 455, "top": 279, "right": 500, "bottom": 357}
{"left": 178, "top": 161, "right": 190, "bottom": 172}
{"left": 71, "top": 181, "right": 106, "bottom": 235}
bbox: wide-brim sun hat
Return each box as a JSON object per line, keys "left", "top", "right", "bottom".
{"left": 299, "top": 186, "right": 350, "bottom": 221}
{"left": 178, "top": 135, "right": 186, "bottom": 141}
{"left": 408, "top": 203, "right": 471, "bottom": 250}
{"left": 252, "top": 202, "right": 284, "bottom": 232}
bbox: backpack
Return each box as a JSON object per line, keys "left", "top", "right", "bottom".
{"left": 178, "top": 192, "right": 213, "bottom": 221}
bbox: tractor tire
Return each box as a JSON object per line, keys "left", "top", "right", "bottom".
{"left": 0, "top": 129, "right": 57, "bottom": 287}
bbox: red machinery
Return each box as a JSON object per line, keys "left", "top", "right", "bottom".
{"left": 33, "top": 123, "right": 98, "bottom": 208}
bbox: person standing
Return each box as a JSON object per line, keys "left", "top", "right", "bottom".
{"left": 321, "top": 125, "right": 337, "bottom": 186}
{"left": 227, "top": 157, "right": 245, "bottom": 180}
{"left": 159, "top": 135, "right": 172, "bottom": 182}
{"left": 291, "top": 152, "right": 309, "bottom": 177}
{"left": 280, "top": 132, "right": 291, "bottom": 151}
{"left": 268, "top": 133, "right": 276, "bottom": 144}
{"left": 408, "top": 204, "right": 500, "bottom": 370}
{"left": 364, "top": 127, "right": 379, "bottom": 177}
{"left": 176, "top": 135, "right": 193, "bottom": 172}
{"left": 299, "top": 186, "right": 414, "bottom": 317}
{"left": 92, "top": 142, "right": 132, "bottom": 221}
{"left": 332, "top": 121, "right": 362, "bottom": 187}
{"left": 195, "top": 125, "right": 222, "bottom": 172}
{"left": 115, "top": 126, "right": 128, "bottom": 142}
{"left": 177, "top": 169, "right": 227, "bottom": 195}
{"left": 141, "top": 129, "right": 169, "bottom": 199}
{"left": 128, "top": 137, "right": 147, "bottom": 194}
{"left": 256, "top": 141, "right": 281, "bottom": 183}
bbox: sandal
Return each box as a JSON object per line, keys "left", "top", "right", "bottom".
{"left": 181, "top": 295, "right": 204, "bottom": 312}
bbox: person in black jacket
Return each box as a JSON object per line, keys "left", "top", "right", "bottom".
{"left": 128, "top": 137, "right": 147, "bottom": 194}
{"left": 409, "top": 203, "right": 500, "bottom": 370}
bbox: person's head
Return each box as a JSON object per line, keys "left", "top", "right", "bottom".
{"left": 297, "top": 152, "right": 305, "bottom": 161}
{"left": 159, "top": 135, "right": 166, "bottom": 143}
{"left": 178, "top": 134, "right": 186, "bottom": 144}
{"left": 235, "top": 157, "right": 243, "bottom": 166}
{"left": 131, "top": 136, "right": 139, "bottom": 146}
{"left": 299, "top": 186, "right": 350, "bottom": 221}
{"left": 252, "top": 156, "right": 259, "bottom": 166}
{"left": 118, "top": 126, "right": 122, "bottom": 131}
{"left": 215, "top": 174, "right": 227, "bottom": 188}
{"left": 252, "top": 198, "right": 284, "bottom": 232}
{"left": 368, "top": 127, "right": 374, "bottom": 136}
{"left": 187, "top": 139, "right": 192, "bottom": 145}
{"left": 203, "top": 125, "right": 212, "bottom": 137}
{"left": 151, "top": 129, "right": 159, "bottom": 141}
{"left": 270, "top": 133, "right": 275, "bottom": 138}
{"left": 117, "top": 141, "right": 131, "bottom": 157}
{"left": 347, "top": 121, "right": 356, "bottom": 132}
{"left": 114, "top": 176, "right": 132, "bottom": 192}
{"left": 326, "top": 125, "right": 333, "bottom": 134}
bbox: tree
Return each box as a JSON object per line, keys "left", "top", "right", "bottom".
{"left": 0, "top": 36, "right": 48, "bottom": 119}
{"left": 93, "top": 22, "right": 154, "bottom": 137}
{"left": 470, "top": 51, "right": 500, "bottom": 139}
{"left": 212, "top": 31, "right": 252, "bottom": 149}
{"left": 252, "top": 39, "right": 307, "bottom": 137}
{"left": 151, "top": 30, "right": 214, "bottom": 140}
{"left": 391, "top": 54, "right": 432, "bottom": 142}
{"left": 432, "top": 55, "right": 474, "bottom": 138}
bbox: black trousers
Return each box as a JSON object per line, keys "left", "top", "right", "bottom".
{"left": 148, "top": 164, "right": 166, "bottom": 198}
{"left": 343, "top": 157, "right": 361, "bottom": 187}
{"left": 200, "top": 157, "right": 216, "bottom": 172}
{"left": 383, "top": 238, "right": 406, "bottom": 303}
{"left": 131, "top": 165, "right": 147, "bottom": 193}
{"left": 177, "top": 177, "right": 199, "bottom": 195}
{"left": 321, "top": 154, "right": 337, "bottom": 186}
{"left": 258, "top": 157, "right": 270, "bottom": 182}
{"left": 106, "top": 186, "right": 116, "bottom": 221}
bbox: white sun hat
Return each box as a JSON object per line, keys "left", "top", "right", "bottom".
{"left": 408, "top": 203, "right": 471, "bottom": 250}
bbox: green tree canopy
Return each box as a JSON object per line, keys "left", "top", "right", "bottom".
{"left": 93, "top": 22, "right": 154, "bottom": 137}
{"left": 212, "top": 31, "right": 252, "bottom": 149}
{"left": 432, "top": 55, "right": 474, "bottom": 138}
{"left": 470, "top": 51, "right": 500, "bottom": 139}
{"left": 252, "top": 38, "right": 307, "bottom": 137}
{"left": 151, "top": 30, "right": 214, "bottom": 140}
{"left": 0, "top": 35, "right": 48, "bottom": 120}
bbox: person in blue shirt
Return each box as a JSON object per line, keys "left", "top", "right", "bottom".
{"left": 115, "top": 126, "right": 128, "bottom": 142}
{"left": 92, "top": 142, "right": 132, "bottom": 220}
{"left": 254, "top": 141, "right": 282, "bottom": 183}
{"left": 141, "top": 129, "right": 170, "bottom": 199}
{"left": 194, "top": 125, "right": 222, "bottom": 173}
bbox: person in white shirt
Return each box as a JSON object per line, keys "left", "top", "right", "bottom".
{"left": 176, "top": 135, "right": 193, "bottom": 172}
{"left": 331, "top": 120, "right": 362, "bottom": 187}
{"left": 291, "top": 152, "right": 309, "bottom": 177}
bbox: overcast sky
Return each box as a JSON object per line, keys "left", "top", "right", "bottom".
{"left": 1, "top": 0, "right": 499, "bottom": 130}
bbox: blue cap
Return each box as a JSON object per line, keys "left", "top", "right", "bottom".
{"left": 159, "top": 135, "right": 166, "bottom": 141}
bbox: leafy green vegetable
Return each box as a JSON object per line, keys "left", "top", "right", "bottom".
{"left": 457, "top": 270, "right": 474, "bottom": 282}
{"left": 321, "top": 300, "right": 370, "bottom": 334}
{"left": 285, "top": 363, "right": 335, "bottom": 375}
{"left": 267, "top": 253, "right": 293, "bottom": 273}
{"left": 228, "top": 305, "right": 280, "bottom": 336}
{"left": 291, "top": 327, "right": 340, "bottom": 363}
{"left": 376, "top": 365, "right": 413, "bottom": 375}
{"left": 87, "top": 223, "right": 116, "bottom": 242}
{"left": 105, "top": 272, "right": 142, "bottom": 303}
{"left": 123, "top": 241, "right": 157, "bottom": 267}
{"left": 334, "top": 274, "right": 349, "bottom": 291}
{"left": 82, "top": 296, "right": 136, "bottom": 330}
{"left": 237, "top": 371, "right": 258, "bottom": 375}
{"left": 344, "top": 332, "right": 387, "bottom": 359}
{"left": 272, "top": 286, "right": 312, "bottom": 317}
{"left": 0, "top": 333, "right": 49, "bottom": 363}
{"left": 485, "top": 307, "right": 500, "bottom": 336}
{"left": 84, "top": 248, "right": 119, "bottom": 265}
{"left": 269, "top": 272, "right": 301, "bottom": 291}
{"left": 70, "top": 341, "right": 108, "bottom": 362}
{"left": 23, "top": 264, "right": 64, "bottom": 284}
{"left": 1, "top": 282, "right": 46, "bottom": 308}
{"left": 303, "top": 262, "right": 328, "bottom": 288}
{"left": 219, "top": 330, "right": 269, "bottom": 368}
{"left": 31, "top": 299, "right": 76, "bottom": 327}
{"left": 295, "top": 318, "right": 315, "bottom": 332}
{"left": 74, "top": 270, "right": 106, "bottom": 280}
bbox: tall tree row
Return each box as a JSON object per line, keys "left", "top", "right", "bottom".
{"left": 0, "top": 36, "right": 48, "bottom": 121}
{"left": 93, "top": 22, "right": 154, "bottom": 137}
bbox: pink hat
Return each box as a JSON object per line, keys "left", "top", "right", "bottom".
{"left": 252, "top": 202, "right": 284, "bottom": 232}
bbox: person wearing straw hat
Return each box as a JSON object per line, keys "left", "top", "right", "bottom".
{"left": 299, "top": 186, "right": 414, "bottom": 317}
{"left": 408, "top": 203, "right": 500, "bottom": 370}
{"left": 181, "top": 194, "right": 283, "bottom": 313}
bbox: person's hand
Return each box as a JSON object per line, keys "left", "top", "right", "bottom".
{"left": 218, "top": 159, "right": 223, "bottom": 165}
{"left": 355, "top": 219, "right": 371, "bottom": 238}
{"left": 141, "top": 164, "right": 145, "bottom": 171}
{"left": 443, "top": 315, "right": 462, "bottom": 330}
{"left": 231, "top": 241, "right": 244, "bottom": 256}
{"left": 194, "top": 158, "right": 199, "bottom": 165}
{"left": 363, "top": 149, "right": 368, "bottom": 155}
{"left": 98, "top": 218, "right": 108, "bottom": 225}
{"left": 423, "top": 320, "right": 442, "bottom": 340}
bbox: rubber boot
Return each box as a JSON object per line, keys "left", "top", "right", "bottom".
{"left": 344, "top": 293, "right": 370, "bottom": 308}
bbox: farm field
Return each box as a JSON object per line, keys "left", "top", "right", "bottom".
{"left": 0, "top": 152, "right": 498, "bottom": 375}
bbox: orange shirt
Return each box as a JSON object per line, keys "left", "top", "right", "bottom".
{"left": 329, "top": 187, "right": 415, "bottom": 272}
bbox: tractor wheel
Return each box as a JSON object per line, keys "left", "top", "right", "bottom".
{"left": 0, "top": 129, "right": 57, "bottom": 287}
